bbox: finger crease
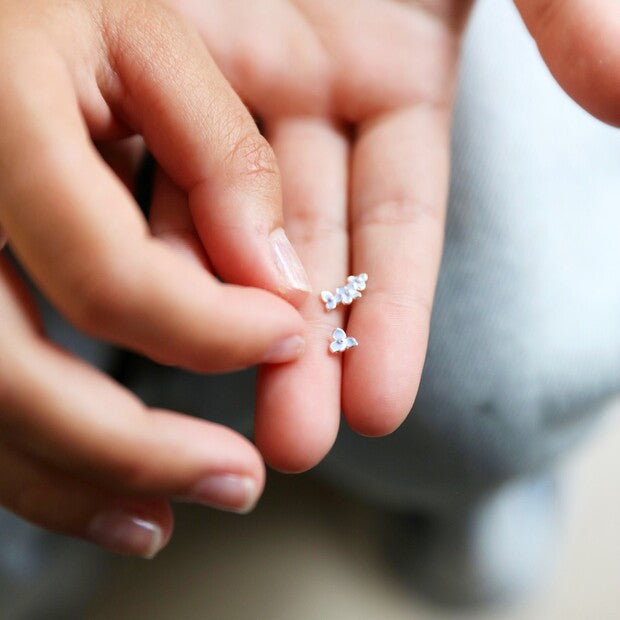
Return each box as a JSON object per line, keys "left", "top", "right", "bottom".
{"left": 353, "top": 198, "right": 444, "bottom": 230}
{"left": 287, "top": 210, "right": 346, "bottom": 245}
{"left": 364, "top": 289, "right": 433, "bottom": 323}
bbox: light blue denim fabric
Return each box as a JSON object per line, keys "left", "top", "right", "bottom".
{"left": 2, "top": 0, "right": 620, "bottom": 615}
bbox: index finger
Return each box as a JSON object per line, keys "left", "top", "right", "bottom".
{"left": 0, "top": 6, "right": 305, "bottom": 372}
{"left": 103, "top": 1, "right": 311, "bottom": 301}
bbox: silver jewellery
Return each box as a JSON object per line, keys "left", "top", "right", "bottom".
{"left": 323, "top": 273, "right": 368, "bottom": 354}
{"left": 320, "top": 273, "right": 368, "bottom": 311}
{"left": 330, "top": 328, "right": 358, "bottom": 353}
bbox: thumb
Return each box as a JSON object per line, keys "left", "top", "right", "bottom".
{"left": 102, "top": 0, "right": 311, "bottom": 302}
{"left": 515, "top": 0, "right": 620, "bottom": 126}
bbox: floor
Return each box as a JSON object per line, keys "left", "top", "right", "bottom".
{"left": 86, "top": 402, "right": 620, "bottom": 620}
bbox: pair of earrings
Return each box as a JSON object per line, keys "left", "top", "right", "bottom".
{"left": 320, "top": 273, "right": 368, "bottom": 354}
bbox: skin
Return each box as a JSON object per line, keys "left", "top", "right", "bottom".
{"left": 1, "top": 0, "right": 619, "bottom": 556}
{"left": 0, "top": 0, "right": 308, "bottom": 557}
{"left": 168, "top": 0, "right": 620, "bottom": 473}
{"left": 157, "top": 0, "right": 472, "bottom": 476}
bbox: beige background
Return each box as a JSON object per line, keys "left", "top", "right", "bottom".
{"left": 87, "top": 401, "right": 620, "bottom": 620}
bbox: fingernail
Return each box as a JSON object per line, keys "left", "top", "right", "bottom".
{"left": 87, "top": 510, "right": 164, "bottom": 559}
{"left": 269, "top": 228, "right": 312, "bottom": 293}
{"left": 262, "top": 334, "right": 305, "bottom": 364}
{"left": 189, "top": 474, "right": 259, "bottom": 514}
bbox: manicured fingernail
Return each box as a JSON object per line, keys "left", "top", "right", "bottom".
{"left": 270, "top": 228, "right": 312, "bottom": 293}
{"left": 190, "top": 474, "right": 259, "bottom": 514}
{"left": 262, "top": 334, "right": 305, "bottom": 364}
{"left": 87, "top": 510, "right": 164, "bottom": 559}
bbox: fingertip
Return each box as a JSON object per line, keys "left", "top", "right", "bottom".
{"left": 268, "top": 227, "right": 313, "bottom": 304}
{"left": 342, "top": 386, "right": 414, "bottom": 437}
{"left": 146, "top": 409, "right": 267, "bottom": 488}
{"left": 86, "top": 500, "right": 173, "bottom": 559}
{"left": 256, "top": 409, "right": 338, "bottom": 473}
{"left": 255, "top": 363, "right": 340, "bottom": 473}
{"left": 517, "top": 0, "right": 620, "bottom": 126}
{"left": 117, "top": 243, "right": 308, "bottom": 372}
{"left": 342, "top": 337, "right": 421, "bottom": 437}
{"left": 260, "top": 437, "right": 334, "bottom": 474}
{"left": 261, "top": 334, "right": 306, "bottom": 365}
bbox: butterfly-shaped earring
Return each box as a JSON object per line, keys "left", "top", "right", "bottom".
{"left": 329, "top": 327, "right": 358, "bottom": 353}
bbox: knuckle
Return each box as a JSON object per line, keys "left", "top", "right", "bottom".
{"left": 107, "top": 0, "right": 181, "bottom": 39}
{"left": 102, "top": 0, "right": 196, "bottom": 83}
{"left": 225, "top": 131, "right": 280, "bottom": 184}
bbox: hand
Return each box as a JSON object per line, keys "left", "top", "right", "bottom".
{"left": 515, "top": 0, "right": 620, "bottom": 127}
{"left": 170, "top": 0, "right": 620, "bottom": 473}
{"left": 168, "top": 0, "right": 473, "bottom": 470}
{"left": 0, "top": 0, "right": 311, "bottom": 557}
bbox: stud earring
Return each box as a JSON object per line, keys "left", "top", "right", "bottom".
{"left": 320, "top": 273, "right": 368, "bottom": 311}
{"left": 347, "top": 273, "right": 368, "bottom": 292}
{"left": 329, "top": 328, "right": 358, "bottom": 354}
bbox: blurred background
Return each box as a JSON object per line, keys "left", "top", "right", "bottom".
{"left": 73, "top": 397, "right": 617, "bottom": 620}
{"left": 1, "top": 397, "right": 619, "bottom": 618}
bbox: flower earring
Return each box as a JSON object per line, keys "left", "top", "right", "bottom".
{"left": 323, "top": 274, "right": 368, "bottom": 354}
{"left": 330, "top": 328, "right": 358, "bottom": 353}
{"left": 320, "top": 273, "right": 368, "bottom": 311}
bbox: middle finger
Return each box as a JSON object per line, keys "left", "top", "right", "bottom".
{"left": 255, "top": 117, "right": 349, "bottom": 472}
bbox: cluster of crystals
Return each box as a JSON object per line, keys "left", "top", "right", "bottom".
{"left": 320, "top": 273, "right": 368, "bottom": 311}
{"left": 330, "top": 328, "right": 358, "bottom": 353}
